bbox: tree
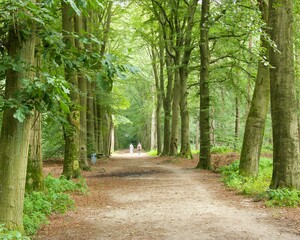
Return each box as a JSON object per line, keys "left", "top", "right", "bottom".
{"left": 75, "top": 14, "right": 89, "bottom": 170}
{"left": 197, "top": 0, "right": 211, "bottom": 169}
{"left": 0, "top": 0, "right": 36, "bottom": 231}
{"left": 61, "top": 0, "right": 80, "bottom": 179}
{"left": 269, "top": 0, "right": 300, "bottom": 189}
{"left": 239, "top": 0, "right": 270, "bottom": 177}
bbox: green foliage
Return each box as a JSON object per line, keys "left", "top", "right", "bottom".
{"left": 22, "top": 175, "right": 87, "bottom": 235}
{"left": 211, "top": 145, "right": 233, "bottom": 154}
{"left": 191, "top": 149, "right": 199, "bottom": 155}
{"left": 147, "top": 149, "right": 157, "bottom": 156}
{"left": 220, "top": 158, "right": 300, "bottom": 207}
{"left": 0, "top": 224, "right": 30, "bottom": 240}
{"left": 0, "top": 75, "right": 71, "bottom": 122}
{"left": 220, "top": 158, "right": 272, "bottom": 195}
{"left": 266, "top": 189, "right": 300, "bottom": 207}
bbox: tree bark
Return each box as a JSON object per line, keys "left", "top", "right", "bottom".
{"left": 239, "top": 0, "right": 270, "bottom": 177}
{"left": 75, "top": 14, "right": 89, "bottom": 170}
{"left": 269, "top": 0, "right": 300, "bottom": 189}
{"left": 62, "top": 0, "right": 80, "bottom": 179}
{"left": 26, "top": 110, "right": 44, "bottom": 192}
{"left": 197, "top": 0, "right": 211, "bottom": 169}
{"left": 0, "top": 12, "right": 36, "bottom": 231}
{"left": 169, "top": 58, "right": 180, "bottom": 156}
{"left": 161, "top": 53, "right": 173, "bottom": 155}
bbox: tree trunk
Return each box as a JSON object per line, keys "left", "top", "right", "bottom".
{"left": 151, "top": 84, "right": 157, "bottom": 150}
{"left": 75, "top": 14, "right": 89, "bottom": 170}
{"left": 269, "top": 0, "right": 300, "bottom": 189}
{"left": 197, "top": 0, "right": 211, "bottom": 169}
{"left": 239, "top": 0, "right": 270, "bottom": 177}
{"left": 0, "top": 15, "right": 36, "bottom": 232}
{"left": 62, "top": 1, "right": 80, "bottom": 179}
{"left": 86, "top": 80, "right": 96, "bottom": 155}
{"left": 26, "top": 36, "right": 44, "bottom": 192}
{"left": 178, "top": 0, "right": 198, "bottom": 159}
{"left": 169, "top": 61, "right": 180, "bottom": 156}
{"left": 161, "top": 53, "right": 173, "bottom": 155}
{"left": 26, "top": 111, "right": 44, "bottom": 192}
{"left": 234, "top": 97, "right": 240, "bottom": 151}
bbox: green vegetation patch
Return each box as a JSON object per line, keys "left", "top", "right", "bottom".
{"left": 23, "top": 175, "right": 87, "bottom": 236}
{"left": 219, "top": 157, "right": 300, "bottom": 207}
{"left": 0, "top": 224, "right": 30, "bottom": 240}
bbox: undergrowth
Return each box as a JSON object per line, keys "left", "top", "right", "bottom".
{"left": 23, "top": 175, "right": 87, "bottom": 235}
{"left": 0, "top": 174, "right": 87, "bottom": 239}
{"left": 220, "top": 158, "right": 300, "bottom": 207}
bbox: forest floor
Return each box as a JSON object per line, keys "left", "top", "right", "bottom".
{"left": 34, "top": 151, "right": 300, "bottom": 240}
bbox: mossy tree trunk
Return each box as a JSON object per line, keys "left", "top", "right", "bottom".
{"left": 0, "top": 10, "right": 36, "bottom": 231}
{"left": 62, "top": 0, "right": 80, "bottom": 179}
{"left": 269, "top": 0, "right": 300, "bottom": 189}
{"left": 26, "top": 110, "right": 44, "bottom": 192}
{"left": 26, "top": 36, "right": 44, "bottom": 192}
{"left": 239, "top": 0, "right": 270, "bottom": 177}
{"left": 197, "top": 0, "right": 211, "bottom": 169}
{"left": 178, "top": 0, "right": 198, "bottom": 159}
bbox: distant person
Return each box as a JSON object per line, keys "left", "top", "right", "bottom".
{"left": 129, "top": 143, "right": 134, "bottom": 154}
{"left": 137, "top": 143, "right": 142, "bottom": 155}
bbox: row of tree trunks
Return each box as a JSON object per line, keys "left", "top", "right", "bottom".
{"left": 151, "top": 0, "right": 196, "bottom": 157}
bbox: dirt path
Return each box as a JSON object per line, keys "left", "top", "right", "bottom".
{"left": 35, "top": 152, "right": 300, "bottom": 240}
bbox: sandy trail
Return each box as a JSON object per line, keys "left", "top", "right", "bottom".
{"left": 35, "top": 152, "right": 300, "bottom": 240}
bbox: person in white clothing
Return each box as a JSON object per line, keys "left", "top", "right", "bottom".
{"left": 129, "top": 143, "right": 134, "bottom": 154}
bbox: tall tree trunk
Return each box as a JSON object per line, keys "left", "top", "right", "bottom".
{"left": 97, "top": 1, "right": 113, "bottom": 156}
{"left": 86, "top": 80, "right": 96, "bottom": 154}
{"left": 197, "top": 0, "right": 211, "bottom": 169}
{"left": 150, "top": 43, "right": 162, "bottom": 153}
{"left": 161, "top": 53, "right": 173, "bottom": 155}
{"left": 178, "top": 0, "right": 198, "bottom": 159}
{"left": 151, "top": 84, "right": 157, "bottom": 150}
{"left": 62, "top": 1, "right": 80, "bottom": 179}
{"left": 26, "top": 36, "right": 44, "bottom": 192}
{"left": 0, "top": 13, "right": 36, "bottom": 231}
{"left": 169, "top": 58, "right": 180, "bottom": 156}
{"left": 239, "top": 1, "right": 270, "bottom": 177}
{"left": 234, "top": 97, "right": 240, "bottom": 151}
{"left": 85, "top": 14, "right": 96, "bottom": 156}
{"left": 269, "top": 0, "right": 300, "bottom": 189}
{"left": 75, "top": 14, "right": 89, "bottom": 170}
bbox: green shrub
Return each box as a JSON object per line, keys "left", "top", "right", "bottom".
{"left": 266, "top": 188, "right": 300, "bottom": 207}
{"left": 211, "top": 145, "right": 233, "bottom": 154}
{"left": 147, "top": 150, "right": 158, "bottom": 156}
{"left": 22, "top": 175, "right": 87, "bottom": 235}
{"left": 0, "top": 224, "right": 30, "bottom": 240}
{"left": 220, "top": 157, "right": 300, "bottom": 207}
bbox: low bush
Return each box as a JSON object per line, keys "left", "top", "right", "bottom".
{"left": 0, "top": 224, "right": 30, "bottom": 240}
{"left": 22, "top": 175, "right": 87, "bottom": 235}
{"left": 211, "top": 146, "right": 233, "bottom": 154}
{"left": 219, "top": 157, "right": 300, "bottom": 207}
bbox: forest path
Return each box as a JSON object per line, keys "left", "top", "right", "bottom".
{"left": 35, "top": 151, "right": 300, "bottom": 240}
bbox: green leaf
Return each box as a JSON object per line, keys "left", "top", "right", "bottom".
{"left": 13, "top": 108, "right": 26, "bottom": 122}
{"left": 59, "top": 101, "right": 70, "bottom": 114}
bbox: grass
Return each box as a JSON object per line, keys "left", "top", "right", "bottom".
{"left": 219, "top": 157, "right": 300, "bottom": 207}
